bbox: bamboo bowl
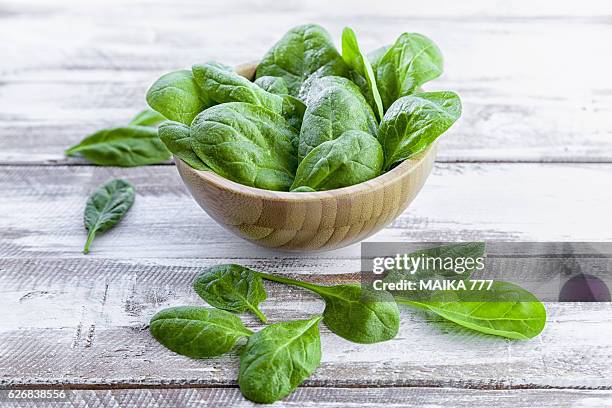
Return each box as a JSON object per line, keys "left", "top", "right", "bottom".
{"left": 174, "top": 63, "right": 437, "bottom": 252}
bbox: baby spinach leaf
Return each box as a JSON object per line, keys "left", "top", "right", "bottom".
{"left": 260, "top": 272, "right": 399, "bottom": 344}
{"left": 65, "top": 126, "right": 171, "bottom": 167}
{"left": 373, "top": 33, "right": 444, "bottom": 111}
{"left": 298, "top": 76, "right": 377, "bottom": 160}
{"left": 194, "top": 264, "right": 268, "bottom": 323}
{"left": 128, "top": 108, "right": 167, "bottom": 127}
{"left": 378, "top": 91, "right": 461, "bottom": 170}
{"left": 150, "top": 306, "right": 253, "bottom": 358}
{"left": 256, "top": 24, "right": 349, "bottom": 96}
{"left": 190, "top": 102, "right": 298, "bottom": 191}
{"left": 291, "top": 130, "right": 383, "bottom": 191}
{"left": 158, "top": 121, "right": 210, "bottom": 170}
{"left": 291, "top": 186, "right": 317, "bottom": 193}
{"left": 192, "top": 63, "right": 284, "bottom": 114}
{"left": 238, "top": 316, "right": 322, "bottom": 403}
{"left": 146, "top": 69, "right": 211, "bottom": 125}
{"left": 254, "top": 76, "right": 289, "bottom": 95}
{"left": 341, "top": 27, "right": 384, "bottom": 120}
{"left": 83, "top": 179, "right": 135, "bottom": 254}
{"left": 396, "top": 282, "right": 547, "bottom": 339}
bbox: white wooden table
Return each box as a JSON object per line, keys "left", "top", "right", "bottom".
{"left": 1, "top": 0, "right": 611, "bottom": 406}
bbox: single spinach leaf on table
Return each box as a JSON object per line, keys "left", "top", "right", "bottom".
{"left": 128, "top": 108, "right": 167, "bottom": 127}
{"left": 373, "top": 33, "right": 444, "bottom": 111}
{"left": 192, "top": 63, "right": 284, "bottom": 114}
{"left": 254, "top": 76, "right": 289, "bottom": 95}
{"left": 150, "top": 306, "right": 253, "bottom": 358}
{"left": 146, "top": 69, "right": 212, "bottom": 125}
{"left": 83, "top": 179, "right": 135, "bottom": 254}
{"left": 65, "top": 126, "right": 171, "bottom": 166}
{"left": 190, "top": 102, "right": 298, "bottom": 191}
{"left": 341, "top": 27, "right": 384, "bottom": 120}
{"left": 238, "top": 316, "right": 322, "bottom": 403}
{"left": 194, "top": 264, "right": 268, "bottom": 323}
{"left": 298, "top": 76, "right": 377, "bottom": 161}
{"left": 378, "top": 91, "right": 461, "bottom": 170}
{"left": 158, "top": 121, "right": 210, "bottom": 170}
{"left": 291, "top": 130, "right": 383, "bottom": 191}
{"left": 396, "top": 281, "right": 546, "bottom": 339}
{"left": 255, "top": 24, "right": 349, "bottom": 97}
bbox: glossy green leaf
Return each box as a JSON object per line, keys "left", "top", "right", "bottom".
{"left": 298, "top": 76, "right": 377, "bottom": 160}
{"left": 65, "top": 126, "right": 171, "bottom": 166}
{"left": 341, "top": 27, "right": 384, "bottom": 120}
{"left": 158, "top": 121, "right": 209, "bottom": 170}
{"left": 291, "top": 130, "right": 383, "bottom": 191}
{"left": 190, "top": 102, "right": 298, "bottom": 191}
{"left": 146, "top": 69, "right": 211, "bottom": 125}
{"left": 150, "top": 306, "right": 252, "bottom": 358}
{"left": 128, "top": 108, "right": 167, "bottom": 127}
{"left": 194, "top": 264, "right": 268, "bottom": 323}
{"left": 255, "top": 24, "right": 349, "bottom": 96}
{"left": 239, "top": 316, "right": 322, "bottom": 403}
{"left": 254, "top": 76, "right": 289, "bottom": 95}
{"left": 83, "top": 179, "right": 135, "bottom": 254}
{"left": 378, "top": 91, "right": 461, "bottom": 169}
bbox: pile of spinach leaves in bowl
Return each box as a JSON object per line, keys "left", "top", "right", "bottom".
{"left": 148, "top": 24, "right": 461, "bottom": 192}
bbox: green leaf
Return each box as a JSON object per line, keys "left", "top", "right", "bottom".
{"left": 238, "top": 316, "right": 322, "bottom": 403}
{"left": 341, "top": 27, "right": 384, "bottom": 120}
{"left": 373, "top": 33, "right": 444, "bottom": 111}
{"left": 396, "top": 281, "right": 547, "bottom": 339}
{"left": 128, "top": 108, "right": 167, "bottom": 127}
{"left": 190, "top": 102, "right": 298, "bottom": 191}
{"left": 298, "top": 76, "right": 377, "bottom": 161}
{"left": 281, "top": 94, "right": 306, "bottom": 133}
{"left": 256, "top": 24, "right": 349, "bottom": 96}
{"left": 65, "top": 126, "right": 171, "bottom": 167}
{"left": 368, "top": 45, "right": 390, "bottom": 68}
{"left": 83, "top": 179, "right": 135, "bottom": 254}
{"left": 254, "top": 76, "right": 289, "bottom": 95}
{"left": 260, "top": 273, "right": 399, "bottom": 344}
{"left": 146, "top": 69, "right": 211, "bottom": 125}
{"left": 291, "top": 130, "right": 383, "bottom": 191}
{"left": 150, "top": 306, "right": 253, "bottom": 358}
{"left": 158, "top": 121, "right": 210, "bottom": 170}
{"left": 194, "top": 264, "right": 268, "bottom": 323}
{"left": 291, "top": 186, "right": 317, "bottom": 193}
{"left": 192, "top": 63, "right": 284, "bottom": 114}
{"left": 378, "top": 91, "right": 461, "bottom": 169}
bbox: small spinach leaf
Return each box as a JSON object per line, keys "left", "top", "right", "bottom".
{"left": 128, "top": 108, "right": 167, "bottom": 127}
{"left": 374, "top": 33, "right": 444, "bottom": 111}
{"left": 254, "top": 76, "right": 289, "bottom": 95}
{"left": 150, "top": 306, "right": 253, "bottom": 358}
{"left": 158, "top": 121, "right": 210, "bottom": 170}
{"left": 256, "top": 24, "right": 348, "bottom": 96}
{"left": 190, "top": 102, "right": 298, "bottom": 191}
{"left": 378, "top": 91, "right": 461, "bottom": 170}
{"left": 194, "top": 264, "right": 268, "bottom": 323}
{"left": 291, "top": 130, "right": 383, "bottom": 191}
{"left": 298, "top": 76, "right": 377, "bottom": 160}
{"left": 65, "top": 126, "right": 171, "bottom": 166}
{"left": 83, "top": 179, "right": 135, "bottom": 254}
{"left": 146, "top": 69, "right": 211, "bottom": 125}
{"left": 341, "top": 27, "right": 384, "bottom": 120}
{"left": 238, "top": 316, "right": 322, "bottom": 403}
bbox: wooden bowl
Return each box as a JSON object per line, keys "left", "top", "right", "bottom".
{"left": 174, "top": 63, "right": 437, "bottom": 252}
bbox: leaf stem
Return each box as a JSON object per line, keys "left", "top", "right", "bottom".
{"left": 83, "top": 229, "right": 96, "bottom": 254}
{"left": 250, "top": 306, "right": 268, "bottom": 324}
{"left": 257, "top": 272, "right": 323, "bottom": 294}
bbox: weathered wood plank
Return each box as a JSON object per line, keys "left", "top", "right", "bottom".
{"left": 2, "top": 388, "right": 612, "bottom": 408}
{"left": 0, "top": 0, "right": 611, "bottom": 163}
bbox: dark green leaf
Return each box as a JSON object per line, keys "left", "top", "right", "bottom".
{"left": 150, "top": 306, "right": 252, "bottom": 358}
{"left": 291, "top": 130, "right": 383, "bottom": 191}
{"left": 65, "top": 126, "right": 171, "bottom": 167}
{"left": 158, "top": 121, "right": 210, "bottom": 170}
{"left": 128, "top": 108, "right": 167, "bottom": 127}
{"left": 378, "top": 91, "right": 461, "bottom": 169}
{"left": 256, "top": 24, "right": 349, "bottom": 96}
{"left": 83, "top": 179, "right": 135, "bottom": 254}
{"left": 239, "top": 316, "right": 322, "bottom": 403}
{"left": 254, "top": 76, "right": 289, "bottom": 95}
{"left": 194, "top": 264, "right": 268, "bottom": 323}
{"left": 146, "top": 69, "right": 211, "bottom": 125}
